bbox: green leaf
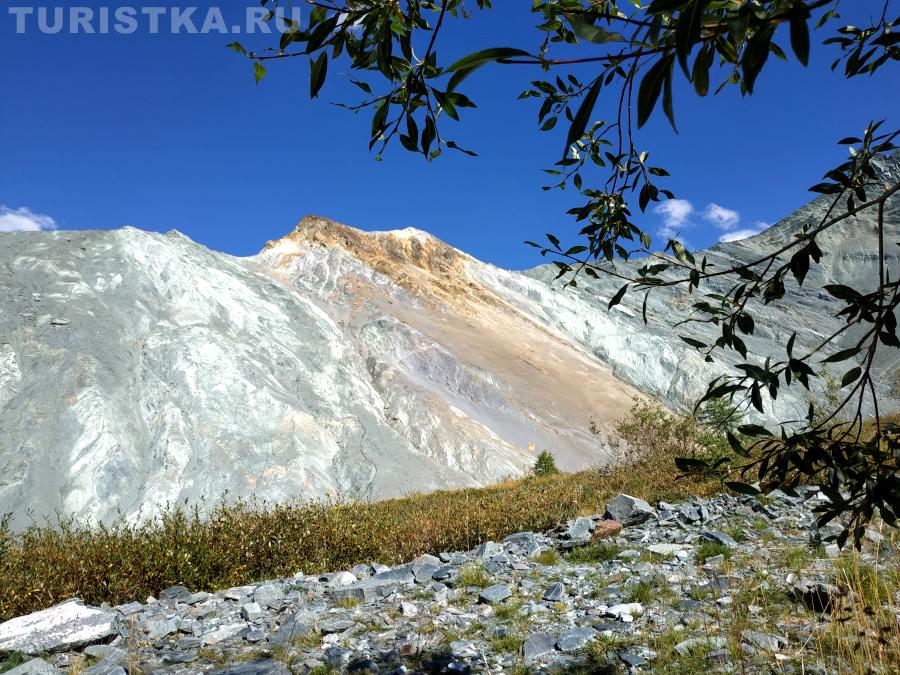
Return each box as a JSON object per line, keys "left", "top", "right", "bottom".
{"left": 681, "top": 336, "right": 707, "bottom": 349}
{"left": 310, "top": 52, "right": 327, "bottom": 98}
{"left": 741, "top": 25, "right": 774, "bottom": 93}
{"left": 790, "top": 9, "right": 810, "bottom": 66}
{"left": 726, "top": 432, "right": 751, "bottom": 458}
{"left": 675, "top": 457, "right": 708, "bottom": 473}
{"left": 446, "top": 48, "right": 531, "bottom": 91}
{"left": 841, "top": 366, "right": 861, "bottom": 387}
{"left": 725, "top": 481, "right": 761, "bottom": 495}
{"left": 565, "top": 77, "right": 602, "bottom": 154}
{"left": 662, "top": 61, "right": 677, "bottom": 131}
{"left": 737, "top": 424, "right": 771, "bottom": 437}
{"left": 253, "top": 61, "right": 267, "bottom": 85}
{"left": 227, "top": 42, "right": 248, "bottom": 56}
{"left": 789, "top": 249, "right": 810, "bottom": 285}
{"left": 637, "top": 54, "right": 674, "bottom": 128}
{"left": 691, "top": 45, "right": 712, "bottom": 96}
{"left": 608, "top": 283, "right": 629, "bottom": 310}
{"left": 675, "top": 0, "right": 708, "bottom": 78}
{"left": 822, "top": 346, "right": 861, "bottom": 363}
{"left": 569, "top": 16, "right": 624, "bottom": 44}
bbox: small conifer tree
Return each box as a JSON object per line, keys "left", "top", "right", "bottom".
{"left": 533, "top": 451, "right": 559, "bottom": 477}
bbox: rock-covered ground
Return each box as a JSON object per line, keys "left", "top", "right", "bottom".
{"left": 1, "top": 490, "right": 897, "bottom": 675}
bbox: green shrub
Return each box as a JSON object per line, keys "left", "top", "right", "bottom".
{"left": 565, "top": 542, "right": 619, "bottom": 564}
{"left": 532, "top": 451, "right": 559, "bottom": 476}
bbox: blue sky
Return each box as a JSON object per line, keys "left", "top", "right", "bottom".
{"left": 1, "top": 1, "right": 897, "bottom": 269}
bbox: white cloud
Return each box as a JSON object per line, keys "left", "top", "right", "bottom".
{"left": 654, "top": 198, "right": 694, "bottom": 228}
{"left": 0, "top": 205, "right": 57, "bottom": 233}
{"left": 654, "top": 198, "right": 694, "bottom": 242}
{"left": 719, "top": 222, "right": 768, "bottom": 243}
{"left": 702, "top": 203, "right": 740, "bottom": 230}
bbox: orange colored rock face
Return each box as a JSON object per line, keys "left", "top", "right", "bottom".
{"left": 592, "top": 519, "right": 623, "bottom": 540}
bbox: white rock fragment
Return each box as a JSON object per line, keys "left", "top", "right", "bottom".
{"left": 0, "top": 599, "right": 118, "bottom": 654}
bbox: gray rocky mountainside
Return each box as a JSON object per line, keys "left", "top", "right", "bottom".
{"left": 1, "top": 155, "right": 897, "bottom": 527}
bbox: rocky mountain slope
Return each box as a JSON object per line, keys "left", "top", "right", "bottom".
{"left": 0, "top": 156, "right": 897, "bottom": 526}
{"left": 0, "top": 218, "right": 640, "bottom": 528}
{"left": 515, "top": 154, "right": 900, "bottom": 421}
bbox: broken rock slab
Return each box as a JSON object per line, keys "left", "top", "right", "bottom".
{"left": 3, "top": 659, "right": 61, "bottom": 675}
{"left": 0, "top": 599, "right": 118, "bottom": 654}
{"left": 604, "top": 494, "right": 655, "bottom": 526}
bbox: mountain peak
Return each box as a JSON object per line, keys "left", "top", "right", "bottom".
{"left": 259, "top": 215, "right": 478, "bottom": 304}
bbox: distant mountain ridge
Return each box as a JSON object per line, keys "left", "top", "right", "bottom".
{"left": 0, "top": 156, "right": 896, "bottom": 526}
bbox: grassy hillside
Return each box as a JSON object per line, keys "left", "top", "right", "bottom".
{"left": 0, "top": 436, "right": 717, "bottom": 620}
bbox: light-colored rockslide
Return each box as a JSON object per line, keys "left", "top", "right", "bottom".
{"left": 4, "top": 491, "right": 895, "bottom": 674}
{"left": 0, "top": 156, "right": 897, "bottom": 527}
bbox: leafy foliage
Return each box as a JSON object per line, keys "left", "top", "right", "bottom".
{"left": 234, "top": 1, "right": 900, "bottom": 545}
{"left": 532, "top": 450, "right": 560, "bottom": 476}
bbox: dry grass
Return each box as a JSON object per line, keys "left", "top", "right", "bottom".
{"left": 811, "top": 549, "right": 900, "bottom": 672}
{"left": 0, "top": 431, "right": 717, "bottom": 620}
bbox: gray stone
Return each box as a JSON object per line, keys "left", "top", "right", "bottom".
{"left": 187, "top": 592, "right": 210, "bottom": 605}
{"left": 241, "top": 602, "right": 263, "bottom": 621}
{"left": 223, "top": 586, "right": 255, "bottom": 601}
{"left": 562, "top": 516, "right": 594, "bottom": 541}
{"left": 3, "top": 659, "right": 61, "bottom": 675}
{"left": 741, "top": 630, "right": 785, "bottom": 651}
{"left": 431, "top": 565, "right": 457, "bottom": 582}
{"left": 478, "top": 584, "right": 512, "bottom": 604}
{"left": 200, "top": 623, "right": 245, "bottom": 646}
{"left": 253, "top": 583, "right": 284, "bottom": 608}
{"left": 176, "top": 636, "right": 201, "bottom": 649}
{"left": 212, "top": 660, "right": 292, "bottom": 675}
{"left": 700, "top": 530, "right": 739, "bottom": 548}
{"left": 0, "top": 599, "right": 119, "bottom": 654}
{"left": 542, "top": 582, "right": 565, "bottom": 602}
{"left": 158, "top": 585, "right": 191, "bottom": 602}
{"left": 83, "top": 667, "right": 125, "bottom": 675}
{"left": 504, "top": 532, "right": 537, "bottom": 545}
{"left": 328, "top": 576, "right": 403, "bottom": 601}
{"left": 143, "top": 617, "right": 179, "bottom": 639}
{"left": 83, "top": 646, "right": 121, "bottom": 660}
{"left": 473, "top": 541, "right": 504, "bottom": 560}
{"left": 113, "top": 602, "right": 142, "bottom": 617}
{"left": 449, "top": 640, "right": 479, "bottom": 658}
{"left": 320, "top": 618, "right": 353, "bottom": 634}
{"left": 323, "top": 571, "right": 358, "bottom": 588}
{"left": 605, "top": 494, "right": 655, "bottom": 526}
{"left": 270, "top": 617, "right": 314, "bottom": 645}
{"left": 246, "top": 629, "right": 267, "bottom": 642}
{"left": 792, "top": 579, "right": 842, "bottom": 612}
{"left": 371, "top": 567, "right": 415, "bottom": 584}
{"left": 674, "top": 637, "right": 727, "bottom": 657}
{"left": 646, "top": 543, "right": 685, "bottom": 556}
{"left": 523, "top": 632, "right": 557, "bottom": 661}
{"left": 619, "top": 652, "right": 648, "bottom": 667}
{"left": 605, "top": 603, "right": 642, "bottom": 621}
{"left": 412, "top": 564, "right": 440, "bottom": 584}
{"left": 323, "top": 646, "right": 353, "bottom": 667}
{"left": 556, "top": 627, "right": 596, "bottom": 652}
{"left": 82, "top": 660, "right": 127, "bottom": 675}
{"left": 411, "top": 553, "right": 442, "bottom": 566}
